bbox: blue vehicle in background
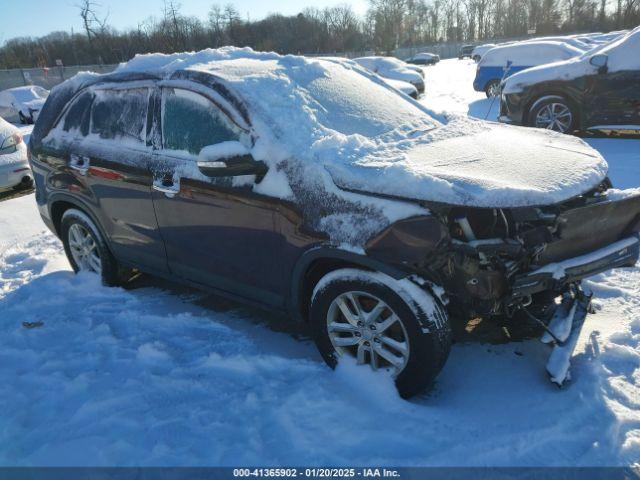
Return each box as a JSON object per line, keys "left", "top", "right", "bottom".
{"left": 473, "top": 41, "right": 583, "bottom": 97}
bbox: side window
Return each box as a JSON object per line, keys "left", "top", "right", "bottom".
{"left": 161, "top": 88, "right": 242, "bottom": 155}
{"left": 91, "top": 88, "right": 149, "bottom": 142}
{"left": 62, "top": 91, "right": 94, "bottom": 136}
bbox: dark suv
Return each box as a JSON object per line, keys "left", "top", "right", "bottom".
{"left": 29, "top": 50, "right": 640, "bottom": 397}
{"left": 499, "top": 28, "right": 640, "bottom": 134}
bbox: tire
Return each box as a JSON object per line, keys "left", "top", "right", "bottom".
{"left": 485, "top": 80, "right": 501, "bottom": 98}
{"left": 60, "top": 208, "right": 127, "bottom": 286}
{"left": 528, "top": 96, "right": 577, "bottom": 134}
{"left": 310, "top": 268, "right": 452, "bottom": 398}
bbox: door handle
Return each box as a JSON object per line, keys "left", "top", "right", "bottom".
{"left": 153, "top": 177, "right": 180, "bottom": 198}
{"left": 69, "top": 154, "right": 90, "bottom": 175}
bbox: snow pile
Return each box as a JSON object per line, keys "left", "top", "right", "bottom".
{"left": 503, "top": 26, "right": 640, "bottom": 94}
{"left": 479, "top": 41, "right": 582, "bottom": 67}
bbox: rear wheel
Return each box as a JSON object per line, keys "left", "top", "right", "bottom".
{"left": 485, "top": 80, "right": 501, "bottom": 98}
{"left": 528, "top": 96, "right": 577, "bottom": 133}
{"left": 310, "top": 268, "right": 452, "bottom": 398}
{"left": 60, "top": 209, "right": 129, "bottom": 286}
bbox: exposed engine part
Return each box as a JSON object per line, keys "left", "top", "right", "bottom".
{"left": 455, "top": 216, "right": 476, "bottom": 241}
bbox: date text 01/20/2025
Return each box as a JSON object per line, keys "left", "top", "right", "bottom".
{"left": 232, "top": 468, "right": 401, "bottom": 477}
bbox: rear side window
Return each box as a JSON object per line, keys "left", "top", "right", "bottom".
{"left": 91, "top": 88, "right": 149, "bottom": 142}
{"left": 62, "top": 91, "right": 93, "bottom": 136}
{"left": 162, "top": 88, "right": 241, "bottom": 155}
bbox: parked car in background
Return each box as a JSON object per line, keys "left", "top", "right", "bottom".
{"left": 29, "top": 48, "right": 640, "bottom": 397}
{"left": 578, "top": 30, "right": 628, "bottom": 45}
{"left": 406, "top": 52, "right": 440, "bottom": 65}
{"left": 459, "top": 45, "right": 475, "bottom": 59}
{"left": 521, "top": 36, "right": 591, "bottom": 51}
{"left": 381, "top": 77, "right": 419, "bottom": 98}
{"left": 353, "top": 56, "right": 425, "bottom": 93}
{"left": 0, "top": 86, "right": 49, "bottom": 124}
{"left": 500, "top": 26, "right": 640, "bottom": 134}
{"left": 474, "top": 41, "right": 583, "bottom": 97}
{"left": 0, "top": 117, "right": 32, "bottom": 191}
{"left": 471, "top": 44, "right": 496, "bottom": 62}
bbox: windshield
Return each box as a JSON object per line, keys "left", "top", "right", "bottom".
{"left": 296, "top": 60, "right": 436, "bottom": 137}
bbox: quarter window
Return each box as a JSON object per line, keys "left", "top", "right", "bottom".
{"left": 62, "top": 91, "right": 93, "bottom": 136}
{"left": 161, "top": 88, "right": 242, "bottom": 155}
{"left": 91, "top": 88, "right": 149, "bottom": 142}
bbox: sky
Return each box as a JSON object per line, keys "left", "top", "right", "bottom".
{"left": 1, "top": 0, "right": 369, "bottom": 44}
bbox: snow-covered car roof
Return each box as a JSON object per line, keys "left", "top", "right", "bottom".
{"left": 471, "top": 44, "right": 496, "bottom": 56}
{"left": 521, "top": 36, "right": 590, "bottom": 51}
{"left": 479, "top": 41, "right": 583, "bottom": 67}
{"left": 353, "top": 56, "right": 408, "bottom": 70}
{"left": 503, "top": 26, "right": 640, "bottom": 94}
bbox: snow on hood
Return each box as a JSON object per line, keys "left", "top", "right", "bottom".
{"left": 110, "top": 47, "right": 607, "bottom": 245}
{"left": 504, "top": 26, "right": 640, "bottom": 94}
{"left": 324, "top": 117, "right": 608, "bottom": 208}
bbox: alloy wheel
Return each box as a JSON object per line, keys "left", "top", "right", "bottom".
{"left": 487, "top": 82, "right": 501, "bottom": 97}
{"left": 326, "top": 291, "right": 410, "bottom": 376}
{"left": 68, "top": 223, "right": 102, "bottom": 274}
{"left": 535, "top": 102, "right": 573, "bottom": 132}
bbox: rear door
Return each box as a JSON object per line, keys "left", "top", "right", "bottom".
{"left": 70, "top": 85, "right": 168, "bottom": 273}
{"left": 149, "top": 85, "right": 285, "bottom": 307}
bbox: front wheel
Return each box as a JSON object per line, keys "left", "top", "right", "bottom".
{"left": 60, "top": 208, "right": 128, "bottom": 286}
{"left": 528, "top": 96, "right": 577, "bottom": 133}
{"left": 310, "top": 268, "right": 452, "bottom": 398}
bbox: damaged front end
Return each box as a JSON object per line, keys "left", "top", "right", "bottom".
{"left": 366, "top": 181, "right": 640, "bottom": 385}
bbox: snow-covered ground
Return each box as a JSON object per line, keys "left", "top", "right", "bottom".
{"left": 1, "top": 60, "right": 639, "bottom": 467}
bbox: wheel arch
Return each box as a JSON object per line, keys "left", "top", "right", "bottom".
{"left": 524, "top": 92, "right": 580, "bottom": 128}
{"left": 49, "top": 194, "right": 112, "bottom": 253}
{"left": 288, "top": 247, "right": 410, "bottom": 323}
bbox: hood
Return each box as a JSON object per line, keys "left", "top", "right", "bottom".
{"left": 502, "top": 57, "right": 595, "bottom": 94}
{"left": 325, "top": 119, "right": 608, "bottom": 209}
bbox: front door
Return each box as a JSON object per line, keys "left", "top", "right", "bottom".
{"left": 150, "top": 86, "right": 285, "bottom": 307}
{"left": 584, "top": 70, "right": 640, "bottom": 128}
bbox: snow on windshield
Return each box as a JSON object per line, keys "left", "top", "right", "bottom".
{"left": 287, "top": 61, "right": 430, "bottom": 137}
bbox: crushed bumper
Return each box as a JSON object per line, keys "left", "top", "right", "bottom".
{"left": 510, "top": 235, "right": 640, "bottom": 300}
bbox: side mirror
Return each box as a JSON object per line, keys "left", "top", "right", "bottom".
{"left": 197, "top": 142, "right": 267, "bottom": 179}
{"left": 589, "top": 54, "right": 608, "bottom": 73}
